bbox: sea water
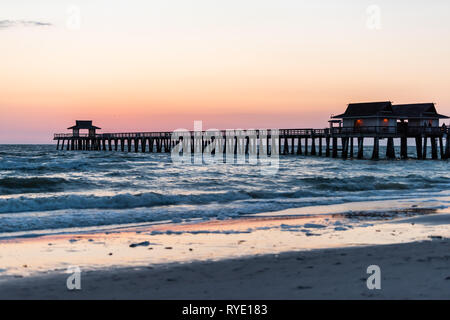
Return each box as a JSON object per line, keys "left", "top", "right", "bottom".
{"left": 0, "top": 144, "right": 449, "bottom": 238}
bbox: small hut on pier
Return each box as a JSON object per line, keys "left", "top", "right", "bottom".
{"left": 68, "top": 120, "right": 101, "bottom": 137}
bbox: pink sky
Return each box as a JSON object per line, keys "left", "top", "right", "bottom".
{"left": 1, "top": 0, "right": 450, "bottom": 143}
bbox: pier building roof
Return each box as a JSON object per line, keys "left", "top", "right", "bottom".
{"left": 332, "top": 101, "right": 449, "bottom": 119}
{"left": 332, "top": 101, "right": 394, "bottom": 119}
{"left": 68, "top": 120, "right": 101, "bottom": 130}
{"left": 392, "top": 103, "right": 449, "bottom": 119}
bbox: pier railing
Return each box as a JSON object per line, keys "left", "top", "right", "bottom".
{"left": 53, "top": 125, "right": 450, "bottom": 160}
{"left": 54, "top": 129, "right": 327, "bottom": 139}
{"left": 54, "top": 126, "right": 448, "bottom": 140}
{"left": 329, "top": 126, "right": 446, "bottom": 136}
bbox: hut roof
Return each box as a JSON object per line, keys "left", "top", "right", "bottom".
{"left": 392, "top": 103, "right": 449, "bottom": 119}
{"left": 332, "top": 101, "right": 394, "bottom": 119}
{"left": 68, "top": 120, "right": 101, "bottom": 130}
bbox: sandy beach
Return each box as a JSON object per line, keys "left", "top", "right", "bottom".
{"left": 1, "top": 199, "right": 449, "bottom": 299}
{"left": 3, "top": 0, "right": 450, "bottom": 305}
{"left": 1, "top": 239, "right": 449, "bottom": 300}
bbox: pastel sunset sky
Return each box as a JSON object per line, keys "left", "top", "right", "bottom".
{"left": 1, "top": 0, "right": 450, "bottom": 143}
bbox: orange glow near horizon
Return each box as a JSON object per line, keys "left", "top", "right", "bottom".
{"left": 1, "top": 0, "right": 450, "bottom": 143}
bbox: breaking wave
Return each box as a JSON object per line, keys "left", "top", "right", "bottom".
{"left": 0, "top": 144, "right": 449, "bottom": 235}
{"left": 0, "top": 177, "right": 88, "bottom": 194}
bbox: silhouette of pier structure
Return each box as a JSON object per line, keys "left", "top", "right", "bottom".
{"left": 54, "top": 102, "right": 450, "bottom": 160}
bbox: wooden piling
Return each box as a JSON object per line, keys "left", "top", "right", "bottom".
{"left": 400, "top": 137, "right": 407, "bottom": 159}
{"left": 332, "top": 137, "right": 338, "bottom": 158}
{"left": 357, "top": 137, "right": 364, "bottom": 159}
{"left": 319, "top": 137, "right": 323, "bottom": 156}
{"left": 304, "top": 137, "right": 308, "bottom": 156}
{"left": 311, "top": 136, "right": 316, "bottom": 156}
{"left": 297, "top": 136, "right": 302, "bottom": 155}
{"left": 325, "top": 137, "right": 330, "bottom": 157}
{"left": 149, "top": 138, "right": 154, "bottom": 152}
{"left": 341, "top": 138, "right": 348, "bottom": 159}
{"left": 386, "top": 137, "right": 396, "bottom": 159}
{"left": 445, "top": 134, "right": 450, "bottom": 160}
{"left": 278, "top": 137, "right": 282, "bottom": 155}
{"left": 349, "top": 138, "right": 353, "bottom": 158}
{"left": 422, "top": 137, "right": 428, "bottom": 159}
{"left": 126, "top": 139, "right": 131, "bottom": 152}
{"left": 415, "top": 137, "right": 422, "bottom": 159}
{"left": 431, "top": 137, "right": 438, "bottom": 159}
{"left": 371, "top": 137, "right": 379, "bottom": 160}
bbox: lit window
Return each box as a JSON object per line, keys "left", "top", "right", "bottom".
{"left": 383, "top": 118, "right": 389, "bottom": 123}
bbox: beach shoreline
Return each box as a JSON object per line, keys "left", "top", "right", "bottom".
{"left": 1, "top": 239, "right": 449, "bottom": 300}
{"left": 1, "top": 202, "right": 450, "bottom": 299}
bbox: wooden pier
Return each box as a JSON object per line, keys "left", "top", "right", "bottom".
{"left": 54, "top": 126, "right": 450, "bottom": 160}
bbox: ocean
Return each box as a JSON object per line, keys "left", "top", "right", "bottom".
{"left": 0, "top": 144, "right": 449, "bottom": 238}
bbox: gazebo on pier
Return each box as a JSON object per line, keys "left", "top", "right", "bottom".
{"left": 68, "top": 120, "right": 101, "bottom": 137}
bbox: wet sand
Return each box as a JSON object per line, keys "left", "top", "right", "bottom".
{"left": 1, "top": 200, "right": 450, "bottom": 299}
{"left": 1, "top": 239, "right": 450, "bottom": 299}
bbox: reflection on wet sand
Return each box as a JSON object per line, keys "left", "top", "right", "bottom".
{"left": 0, "top": 199, "right": 448, "bottom": 280}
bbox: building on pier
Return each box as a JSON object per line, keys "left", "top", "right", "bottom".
{"left": 331, "top": 101, "right": 397, "bottom": 133}
{"left": 392, "top": 103, "right": 448, "bottom": 128}
{"left": 331, "top": 101, "right": 448, "bottom": 134}
{"left": 68, "top": 120, "right": 101, "bottom": 137}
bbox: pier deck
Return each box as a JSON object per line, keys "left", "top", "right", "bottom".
{"left": 54, "top": 126, "right": 450, "bottom": 160}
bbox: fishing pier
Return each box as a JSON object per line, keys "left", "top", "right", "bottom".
{"left": 54, "top": 102, "right": 450, "bottom": 160}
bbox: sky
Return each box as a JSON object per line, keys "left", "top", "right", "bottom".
{"left": 1, "top": 0, "right": 450, "bottom": 143}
